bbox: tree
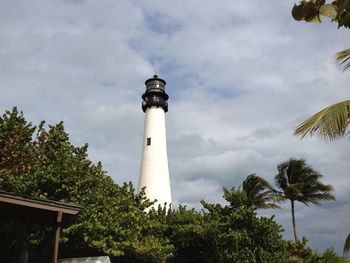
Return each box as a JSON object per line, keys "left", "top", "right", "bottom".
{"left": 294, "top": 99, "right": 350, "bottom": 140}
{"left": 274, "top": 159, "right": 335, "bottom": 242}
{"left": 0, "top": 107, "right": 35, "bottom": 186}
{"left": 146, "top": 179, "right": 292, "bottom": 262}
{"left": 148, "top": 187, "right": 293, "bottom": 263}
{"left": 292, "top": 2, "right": 350, "bottom": 255}
{"left": 291, "top": 1, "right": 350, "bottom": 140}
{"left": 242, "top": 173, "right": 280, "bottom": 209}
{"left": 152, "top": 205, "right": 207, "bottom": 263}
{"left": 0, "top": 108, "right": 172, "bottom": 262}
{"left": 292, "top": 0, "right": 350, "bottom": 70}
{"left": 343, "top": 233, "right": 350, "bottom": 256}
{"left": 200, "top": 188, "right": 291, "bottom": 262}
{"left": 337, "top": 47, "right": 350, "bottom": 71}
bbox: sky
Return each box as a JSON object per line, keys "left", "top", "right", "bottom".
{"left": 0, "top": 0, "right": 350, "bottom": 254}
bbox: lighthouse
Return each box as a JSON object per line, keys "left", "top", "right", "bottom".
{"left": 138, "top": 75, "right": 172, "bottom": 209}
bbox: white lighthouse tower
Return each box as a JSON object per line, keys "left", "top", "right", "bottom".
{"left": 138, "top": 75, "right": 171, "bottom": 208}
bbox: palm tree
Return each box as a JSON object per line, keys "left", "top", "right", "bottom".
{"left": 242, "top": 174, "right": 279, "bottom": 209}
{"left": 291, "top": 1, "right": 350, "bottom": 140}
{"left": 291, "top": 1, "right": 350, "bottom": 71}
{"left": 294, "top": 100, "right": 350, "bottom": 140}
{"left": 274, "top": 159, "right": 335, "bottom": 242}
{"left": 344, "top": 233, "right": 350, "bottom": 256}
{"left": 336, "top": 48, "right": 350, "bottom": 71}
{"left": 293, "top": 49, "right": 350, "bottom": 140}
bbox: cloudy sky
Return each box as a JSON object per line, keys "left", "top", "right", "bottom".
{"left": 1, "top": 0, "right": 349, "bottom": 254}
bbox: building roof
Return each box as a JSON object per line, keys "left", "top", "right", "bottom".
{"left": 0, "top": 190, "right": 82, "bottom": 227}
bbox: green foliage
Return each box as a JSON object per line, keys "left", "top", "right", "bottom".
{"left": 274, "top": 159, "right": 335, "bottom": 242}
{"left": 158, "top": 189, "right": 291, "bottom": 262}
{"left": 0, "top": 107, "right": 36, "bottom": 192}
{"left": 291, "top": 0, "right": 350, "bottom": 70}
{"left": 343, "top": 233, "right": 350, "bottom": 256}
{"left": 294, "top": 100, "right": 350, "bottom": 140}
{"left": 0, "top": 108, "right": 343, "bottom": 262}
{"left": 287, "top": 238, "right": 349, "bottom": 263}
{"left": 242, "top": 174, "right": 280, "bottom": 209}
{"left": 291, "top": 1, "right": 350, "bottom": 139}
{"left": 0, "top": 108, "right": 171, "bottom": 262}
{"left": 275, "top": 159, "right": 335, "bottom": 205}
{"left": 292, "top": 0, "right": 350, "bottom": 70}
{"left": 155, "top": 205, "right": 207, "bottom": 262}
{"left": 336, "top": 48, "right": 350, "bottom": 71}
{"left": 200, "top": 188, "right": 290, "bottom": 263}
{"left": 292, "top": 0, "right": 350, "bottom": 27}
{"left": 290, "top": 3, "right": 350, "bottom": 256}
{"left": 291, "top": 0, "right": 350, "bottom": 139}
{"left": 292, "top": 0, "right": 326, "bottom": 23}
{"left": 145, "top": 188, "right": 295, "bottom": 263}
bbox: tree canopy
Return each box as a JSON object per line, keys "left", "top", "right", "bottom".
{"left": 292, "top": 0, "right": 350, "bottom": 70}
{"left": 294, "top": 100, "right": 350, "bottom": 140}
{"left": 241, "top": 173, "right": 279, "bottom": 209}
{"left": 274, "top": 159, "right": 335, "bottom": 242}
{"left": 291, "top": 1, "right": 350, "bottom": 140}
{"left": 0, "top": 108, "right": 171, "bottom": 262}
{"left": 292, "top": 0, "right": 350, "bottom": 28}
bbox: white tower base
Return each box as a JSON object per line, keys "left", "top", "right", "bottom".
{"left": 139, "top": 106, "right": 171, "bottom": 209}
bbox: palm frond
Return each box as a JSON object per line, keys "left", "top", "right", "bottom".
{"left": 344, "top": 233, "right": 350, "bottom": 256}
{"left": 274, "top": 158, "right": 335, "bottom": 245}
{"left": 273, "top": 193, "right": 288, "bottom": 203}
{"left": 243, "top": 174, "right": 273, "bottom": 192}
{"left": 301, "top": 192, "right": 335, "bottom": 205}
{"left": 294, "top": 100, "right": 350, "bottom": 140}
{"left": 274, "top": 159, "right": 335, "bottom": 205}
{"left": 260, "top": 202, "right": 281, "bottom": 209}
{"left": 242, "top": 174, "right": 280, "bottom": 209}
{"left": 336, "top": 48, "right": 350, "bottom": 71}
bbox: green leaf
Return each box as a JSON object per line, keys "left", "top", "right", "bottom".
{"left": 319, "top": 4, "right": 338, "bottom": 19}
{"left": 294, "top": 99, "right": 350, "bottom": 140}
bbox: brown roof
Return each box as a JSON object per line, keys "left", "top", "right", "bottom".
{"left": 0, "top": 191, "right": 82, "bottom": 227}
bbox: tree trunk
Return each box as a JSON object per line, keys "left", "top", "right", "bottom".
{"left": 291, "top": 200, "right": 298, "bottom": 242}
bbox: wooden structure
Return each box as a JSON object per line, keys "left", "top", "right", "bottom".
{"left": 0, "top": 191, "right": 82, "bottom": 263}
{"left": 58, "top": 256, "right": 111, "bottom": 263}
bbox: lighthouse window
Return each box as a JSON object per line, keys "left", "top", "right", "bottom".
{"left": 147, "top": 137, "right": 151, "bottom": 146}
